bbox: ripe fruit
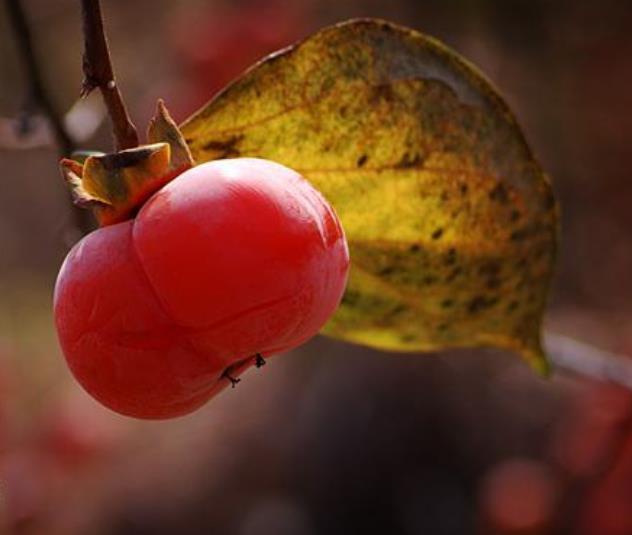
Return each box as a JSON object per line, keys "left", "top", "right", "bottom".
{"left": 54, "top": 107, "right": 348, "bottom": 419}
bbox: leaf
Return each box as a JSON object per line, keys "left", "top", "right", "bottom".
{"left": 180, "top": 18, "right": 558, "bottom": 373}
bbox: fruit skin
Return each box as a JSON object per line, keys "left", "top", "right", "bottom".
{"left": 54, "top": 158, "right": 349, "bottom": 419}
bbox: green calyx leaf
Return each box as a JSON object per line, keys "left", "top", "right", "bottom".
{"left": 180, "top": 18, "right": 559, "bottom": 373}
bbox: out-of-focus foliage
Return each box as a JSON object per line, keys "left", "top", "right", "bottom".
{"left": 182, "top": 19, "right": 558, "bottom": 372}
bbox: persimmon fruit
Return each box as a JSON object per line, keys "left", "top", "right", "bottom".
{"left": 54, "top": 157, "right": 349, "bottom": 419}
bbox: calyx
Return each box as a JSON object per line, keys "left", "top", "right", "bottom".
{"left": 60, "top": 100, "right": 195, "bottom": 226}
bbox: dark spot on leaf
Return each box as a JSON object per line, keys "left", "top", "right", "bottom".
{"left": 378, "top": 265, "right": 395, "bottom": 276}
{"left": 321, "top": 141, "right": 333, "bottom": 153}
{"left": 446, "top": 266, "right": 462, "bottom": 282}
{"left": 510, "top": 209, "right": 521, "bottom": 222}
{"left": 460, "top": 183, "right": 468, "bottom": 195}
{"left": 489, "top": 183, "right": 509, "bottom": 204}
{"left": 510, "top": 228, "right": 529, "bottom": 241}
{"left": 532, "top": 245, "right": 550, "bottom": 261}
{"left": 479, "top": 260, "right": 501, "bottom": 277}
{"left": 379, "top": 21, "right": 396, "bottom": 33}
{"left": 409, "top": 244, "right": 421, "bottom": 253}
{"left": 423, "top": 275, "right": 438, "bottom": 285}
{"left": 544, "top": 188, "right": 556, "bottom": 210}
{"left": 357, "top": 154, "right": 368, "bottom": 167}
{"left": 515, "top": 257, "right": 528, "bottom": 269}
{"left": 507, "top": 300, "right": 519, "bottom": 312}
{"left": 395, "top": 152, "right": 424, "bottom": 169}
{"left": 431, "top": 228, "right": 444, "bottom": 240}
{"left": 437, "top": 323, "right": 448, "bottom": 331}
{"left": 370, "top": 83, "right": 394, "bottom": 104}
{"left": 392, "top": 303, "right": 407, "bottom": 314}
{"left": 202, "top": 134, "right": 244, "bottom": 158}
{"left": 444, "top": 248, "right": 457, "bottom": 265}
{"left": 467, "top": 295, "right": 498, "bottom": 314}
{"left": 341, "top": 290, "right": 360, "bottom": 306}
{"left": 441, "top": 299, "right": 454, "bottom": 308}
{"left": 486, "top": 277, "right": 502, "bottom": 290}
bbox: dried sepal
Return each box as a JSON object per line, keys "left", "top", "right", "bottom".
{"left": 61, "top": 100, "right": 195, "bottom": 227}
{"left": 60, "top": 158, "right": 109, "bottom": 209}
{"left": 147, "top": 99, "right": 195, "bottom": 172}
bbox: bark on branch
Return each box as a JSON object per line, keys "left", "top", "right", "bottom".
{"left": 5, "top": 0, "right": 93, "bottom": 234}
{"left": 80, "top": 0, "right": 138, "bottom": 151}
{"left": 5, "top": 0, "right": 73, "bottom": 155}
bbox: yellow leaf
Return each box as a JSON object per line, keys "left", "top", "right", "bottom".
{"left": 180, "top": 19, "right": 559, "bottom": 373}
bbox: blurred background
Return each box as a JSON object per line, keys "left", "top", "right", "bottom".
{"left": 1, "top": 0, "right": 632, "bottom": 533}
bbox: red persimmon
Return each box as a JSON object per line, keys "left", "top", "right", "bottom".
{"left": 54, "top": 158, "right": 349, "bottom": 419}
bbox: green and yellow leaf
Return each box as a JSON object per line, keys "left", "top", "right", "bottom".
{"left": 180, "top": 18, "right": 559, "bottom": 373}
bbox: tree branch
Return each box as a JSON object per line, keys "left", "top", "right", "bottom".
{"left": 5, "top": 0, "right": 93, "bottom": 235}
{"left": 80, "top": 0, "right": 138, "bottom": 151}
{"left": 5, "top": 0, "right": 74, "bottom": 156}
{"left": 546, "top": 331, "right": 632, "bottom": 389}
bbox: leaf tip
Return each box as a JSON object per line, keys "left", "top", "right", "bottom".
{"left": 522, "top": 343, "right": 552, "bottom": 378}
{"left": 147, "top": 99, "right": 195, "bottom": 170}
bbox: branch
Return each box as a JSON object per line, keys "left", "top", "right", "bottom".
{"left": 5, "top": 0, "right": 74, "bottom": 156}
{"left": 545, "top": 331, "right": 632, "bottom": 390}
{"left": 80, "top": 0, "right": 138, "bottom": 151}
{"left": 5, "top": 0, "right": 93, "bottom": 235}
{"left": 0, "top": 97, "right": 106, "bottom": 151}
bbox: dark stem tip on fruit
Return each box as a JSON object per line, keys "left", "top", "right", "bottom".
{"left": 225, "top": 374, "right": 241, "bottom": 388}
{"left": 255, "top": 353, "right": 266, "bottom": 368}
